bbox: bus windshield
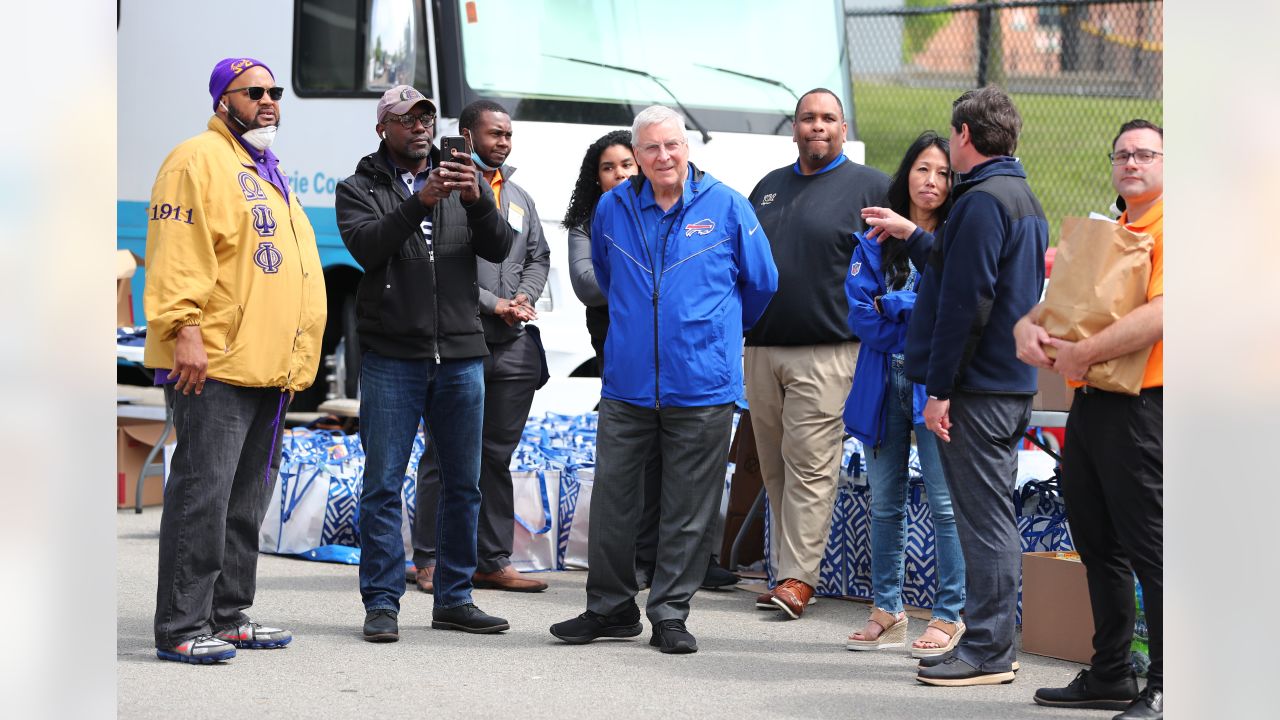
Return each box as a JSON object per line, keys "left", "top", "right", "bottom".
{"left": 456, "top": 0, "right": 849, "bottom": 134}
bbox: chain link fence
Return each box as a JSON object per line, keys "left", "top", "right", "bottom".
{"left": 845, "top": 0, "right": 1163, "bottom": 240}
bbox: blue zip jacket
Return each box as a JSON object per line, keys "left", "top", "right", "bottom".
{"left": 590, "top": 164, "right": 778, "bottom": 408}
{"left": 904, "top": 157, "right": 1047, "bottom": 398}
{"left": 842, "top": 230, "right": 932, "bottom": 447}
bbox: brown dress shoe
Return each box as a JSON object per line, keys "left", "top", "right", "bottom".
{"left": 770, "top": 578, "right": 815, "bottom": 619}
{"left": 415, "top": 565, "right": 434, "bottom": 594}
{"left": 756, "top": 590, "right": 779, "bottom": 610}
{"left": 473, "top": 565, "right": 548, "bottom": 593}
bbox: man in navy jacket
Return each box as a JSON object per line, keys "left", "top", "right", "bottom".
{"left": 907, "top": 86, "right": 1048, "bottom": 687}
{"left": 549, "top": 105, "right": 778, "bottom": 654}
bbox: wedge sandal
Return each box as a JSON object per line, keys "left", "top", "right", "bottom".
{"left": 846, "top": 607, "right": 908, "bottom": 651}
{"left": 910, "top": 618, "right": 965, "bottom": 658}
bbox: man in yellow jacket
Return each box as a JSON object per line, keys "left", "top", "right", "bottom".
{"left": 144, "top": 57, "right": 326, "bottom": 664}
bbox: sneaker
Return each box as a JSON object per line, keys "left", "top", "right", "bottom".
{"left": 1114, "top": 687, "right": 1162, "bottom": 720}
{"left": 916, "top": 656, "right": 1015, "bottom": 687}
{"left": 156, "top": 635, "right": 236, "bottom": 664}
{"left": 770, "top": 578, "right": 815, "bottom": 619}
{"left": 918, "top": 651, "right": 1020, "bottom": 672}
{"left": 550, "top": 606, "right": 643, "bottom": 645}
{"left": 363, "top": 609, "right": 399, "bottom": 643}
{"left": 701, "top": 562, "right": 740, "bottom": 590}
{"left": 431, "top": 603, "right": 510, "bottom": 634}
{"left": 649, "top": 618, "right": 698, "bottom": 654}
{"left": 214, "top": 621, "right": 293, "bottom": 649}
{"left": 1034, "top": 669, "right": 1139, "bottom": 710}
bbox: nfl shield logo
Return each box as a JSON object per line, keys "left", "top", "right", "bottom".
{"left": 850, "top": 261, "right": 862, "bottom": 277}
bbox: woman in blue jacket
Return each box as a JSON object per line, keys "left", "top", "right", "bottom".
{"left": 844, "top": 132, "right": 966, "bottom": 657}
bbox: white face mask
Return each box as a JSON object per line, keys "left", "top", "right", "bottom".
{"left": 241, "top": 125, "right": 277, "bottom": 151}
{"left": 220, "top": 99, "right": 277, "bottom": 151}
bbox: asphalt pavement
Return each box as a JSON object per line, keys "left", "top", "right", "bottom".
{"left": 117, "top": 508, "right": 1119, "bottom": 720}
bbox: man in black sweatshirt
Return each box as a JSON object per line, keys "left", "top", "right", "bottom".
{"left": 745, "top": 88, "right": 890, "bottom": 619}
{"left": 335, "top": 85, "right": 515, "bottom": 643}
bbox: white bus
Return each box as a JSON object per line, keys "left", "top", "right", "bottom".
{"left": 118, "top": 0, "right": 863, "bottom": 409}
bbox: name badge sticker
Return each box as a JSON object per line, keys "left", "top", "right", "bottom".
{"left": 507, "top": 203, "right": 525, "bottom": 233}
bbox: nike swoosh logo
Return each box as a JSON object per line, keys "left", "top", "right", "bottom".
{"left": 748, "top": 224, "right": 759, "bottom": 236}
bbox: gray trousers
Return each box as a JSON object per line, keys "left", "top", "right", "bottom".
{"left": 586, "top": 399, "right": 733, "bottom": 623}
{"left": 414, "top": 332, "right": 541, "bottom": 573}
{"left": 154, "top": 382, "right": 289, "bottom": 647}
{"left": 935, "top": 391, "right": 1032, "bottom": 672}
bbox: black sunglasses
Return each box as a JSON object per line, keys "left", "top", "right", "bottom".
{"left": 223, "top": 86, "right": 284, "bottom": 102}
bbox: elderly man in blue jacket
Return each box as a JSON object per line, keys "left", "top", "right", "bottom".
{"left": 907, "top": 86, "right": 1048, "bottom": 687}
{"left": 550, "top": 105, "right": 778, "bottom": 654}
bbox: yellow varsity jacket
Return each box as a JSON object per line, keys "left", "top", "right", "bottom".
{"left": 143, "top": 117, "right": 327, "bottom": 392}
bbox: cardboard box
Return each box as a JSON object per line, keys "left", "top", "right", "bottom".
{"left": 1033, "top": 368, "right": 1074, "bottom": 412}
{"left": 1021, "top": 551, "right": 1095, "bottom": 663}
{"left": 117, "top": 250, "right": 142, "bottom": 328}
{"left": 117, "top": 418, "right": 174, "bottom": 508}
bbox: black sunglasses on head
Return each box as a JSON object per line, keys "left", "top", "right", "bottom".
{"left": 223, "top": 86, "right": 284, "bottom": 102}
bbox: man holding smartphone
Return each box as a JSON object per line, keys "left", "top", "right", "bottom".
{"left": 335, "top": 85, "right": 516, "bottom": 642}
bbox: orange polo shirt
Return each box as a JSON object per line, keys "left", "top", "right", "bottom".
{"left": 1124, "top": 199, "right": 1163, "bottom": 388}
{"left": 1067, "top": 199, "right": 1163, "bottom": 390}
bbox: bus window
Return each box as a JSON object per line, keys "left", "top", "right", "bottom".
{"left": 295, "top": 0, "right": 433, "bottom": 97}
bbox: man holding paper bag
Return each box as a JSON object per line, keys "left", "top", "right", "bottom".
{"left": 1019, "top": 119, "right": 1163, "bottom": 720}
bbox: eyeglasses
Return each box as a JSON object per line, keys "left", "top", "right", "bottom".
{"left": 223, "top": 86, "right": 284, "bottom": 102}
{"left": 636, "top": 138, "right": 687, "bottom": 158}
{"left": 1108, "top": 149, "right": 1162, "bottom": 166}
{"left": 388, "top": 112, "right": 436, "bottom": 130}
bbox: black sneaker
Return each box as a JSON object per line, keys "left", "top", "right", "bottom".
{"left": 363, "top": 609, "right": 399, "bottom": 643}
{"left": 649, "top": 618, "right": 698, "bottom": 654}
{"left": 431, "top": 603, "right": 510, "bottom": 634}
{"left": 918, "top": 650, "right": 1020, "bottom": 672}
{"left": 700, "top": 562, "right": 740, "bottom": 590}
{"left": 916, "top": 656, "right": 1015, "bottom": 686}
{"left": 550, "top": 607, "right": 643, "bottom": 645}
{"left": 1114, "top": 687, "right": 1162, "bottom": 720}
{"left": 1034, "top": 669, "right": 1138, "bottom": 710}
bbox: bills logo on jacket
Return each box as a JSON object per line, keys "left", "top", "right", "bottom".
{"left": 684, "top": 219, "right": 715, "bottom": 237}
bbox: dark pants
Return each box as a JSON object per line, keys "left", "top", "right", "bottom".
{"left": 414, "top": 333, "right": 541, "bottom": 573}
{"left": 1060, "top": 386, "right": 1163, "bottom": 690}
{"left": 154, "top": 382, "right": 289, "bottom": 647}
{"left": 586, "top": 399, "right": 733, "bottom": 623}
{"left": 935, "top": 391, "right": 1032, "bottom": 673}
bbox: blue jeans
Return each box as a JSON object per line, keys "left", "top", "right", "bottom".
{"left": 358, "top": 350, "right": 484, "bottom": 612}
{"left": 865, "top": 360, "right": 965, "bottom": 622}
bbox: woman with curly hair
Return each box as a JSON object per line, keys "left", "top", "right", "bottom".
{"left": 562, "top": 129, "right": 638, "bottom": 364}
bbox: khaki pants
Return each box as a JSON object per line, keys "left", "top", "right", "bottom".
{"left": 744, "top": 342, "right": 858, "bottom": 587}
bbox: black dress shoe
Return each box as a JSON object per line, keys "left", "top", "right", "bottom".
{"left": 916, "top": 656, "right": 1015, "bottom": 686}
{"left": 649, "top": 619, "right": 697, "bottom": 654}
{"left": 1035, "top": 669, "right": 1138, "bottom": 710}
{"left": 1114, "top": 687, "right": 1162, "bottom": 720}
{"left": 363, "top": 609, "right": 399, "bottom": 642}
{"left": 700, "top": 563, "right": 740, "bottom": 590}
{"left": 431, "top": 603, "right": 509, "bottom": 633}
{"left": 550, "top": 606, "right": 643, "bottom": 645}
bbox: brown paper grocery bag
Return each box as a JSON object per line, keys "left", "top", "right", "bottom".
{"left": 1040, "top": 216, "right": 1154, "bottom": 395}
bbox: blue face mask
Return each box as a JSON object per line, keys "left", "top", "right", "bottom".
{"left": 470, "top": 150, "right": 500, "bottom": 172}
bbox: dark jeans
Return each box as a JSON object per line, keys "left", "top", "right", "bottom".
{"left": 154, "top": 382, "right": 289, "bottom": 647}
{"left": 414, "top": 333, "right": 541, "bottom": 573}
{"left": 1060, "top": 386, "right": 1163, "bottom": 690}
{"left": 359, "top": 350, "right": 484, "bottom": 611}
{"left": 935, "top": 391, "right": 1032, "bottom": 673}
{"left": 586, "top": 399, "right": 733, "bottom": 623}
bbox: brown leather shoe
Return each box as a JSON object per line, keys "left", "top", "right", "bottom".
{"left": 415, "top": 565, "right": 434, "bottom": 594}
{"left": 770, "top": 578, "right": 815, "bottom": 619}
{"left": 473, "top": 565, "right": 548, "bottom": 593}
{"left": 756, "top": 590, "right": 779, "bottom": 610}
